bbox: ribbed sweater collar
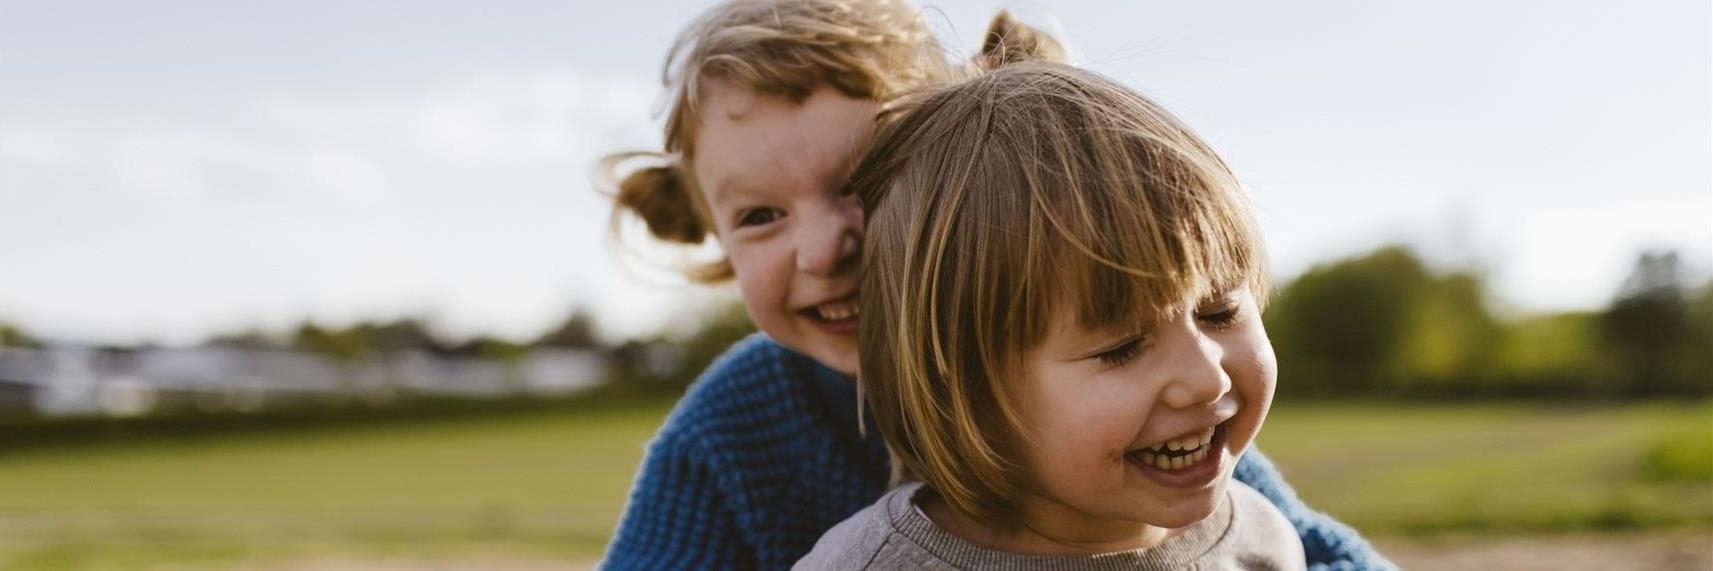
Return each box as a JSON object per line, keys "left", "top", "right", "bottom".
{"left": 883, "top": 482, "right": 1234, "bottom": 570}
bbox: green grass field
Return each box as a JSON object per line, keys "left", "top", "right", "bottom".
{"left": 0, "top": 400, "right": 1707, "bottom": 570}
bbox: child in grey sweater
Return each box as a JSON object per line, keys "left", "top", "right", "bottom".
{"left": 796, "top": 59, "right": 1308, "bottom": 571}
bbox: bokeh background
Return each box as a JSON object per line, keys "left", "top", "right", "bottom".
{"left": 0, "top": 1, "right": 1708, "bottom": 569}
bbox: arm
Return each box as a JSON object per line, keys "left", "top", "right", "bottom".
{"left": 1234, "top": 448, "right": 1398, "bottom": 571}
{"left": 601, "top": 437, "right": 754, "bottom": 571}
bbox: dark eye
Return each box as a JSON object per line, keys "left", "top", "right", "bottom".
{"left": 1197, "top": 303, "right": 1242, "bottom": 328}
{"left": 737, "top": 208, "right": 784, "bottom": 228}
{"left": 1094, "top": 337, "right": 1146, "bottom": 367}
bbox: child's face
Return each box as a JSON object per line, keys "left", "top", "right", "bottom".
{"left": 1010, "top": 287, "right": 1276, "bottom": 536}
{"left": 691, "top": 82, "right": 874, "bottom": 375}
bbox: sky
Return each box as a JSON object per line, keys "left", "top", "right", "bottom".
{"left": 0, "top": 0, "right": 1708, "bottom": 346}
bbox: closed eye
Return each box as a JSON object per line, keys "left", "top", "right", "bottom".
{"left": 1196, "top": 303, "right": 1242, "bottom": 329}
{"left": 1093, "top": 337, "right": 1146, "bottom": 367}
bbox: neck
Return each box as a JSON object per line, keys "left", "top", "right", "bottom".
{"left": 920, "top": 491, "right": 1179, "bottom": 556}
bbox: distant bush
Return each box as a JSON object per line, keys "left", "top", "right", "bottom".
{"left": 1266, "top": 246, "right": 1711, "bottom": 399}
{"left": 1641, "top": 406, "right": 1713, "bottom": 483}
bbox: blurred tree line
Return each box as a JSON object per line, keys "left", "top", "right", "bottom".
{"left": 1267, "top": 246, "right": 1711, "bottom": 399}
{"left": 6, "top": 310, "right": 601, "bottom": 365}
{"left": 2, "top": 246, "right": 1703, "bottom": 400}
{"left": 206, "top": 311, "right": 600, "bottom": 362}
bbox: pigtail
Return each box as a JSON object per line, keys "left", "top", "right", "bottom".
{"left": 601, "top": 151, "right": 736, "bottom": 283}
{"left": 975, "top": 10, "right": 1069, "bottom": 71}
{"left": 601, "top": 151, "right": 707, "bottom": 245}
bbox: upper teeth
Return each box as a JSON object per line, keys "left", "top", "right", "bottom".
{"left": 816, "top": 299, "right": 859, "bottom": 321}
{"left": 1147, "top": 426, "right": 1215, "bottom": 454}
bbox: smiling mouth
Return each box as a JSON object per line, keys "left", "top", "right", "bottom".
{"left": 1128, "top": 422, "right": 1228, "bottom": 472}
{"left": 800, "top": 294, "right": 859, "bottom": 323}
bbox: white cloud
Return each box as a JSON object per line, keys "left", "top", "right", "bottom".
{"left": 0, "top": 69, "right": 698, "bottom": 345}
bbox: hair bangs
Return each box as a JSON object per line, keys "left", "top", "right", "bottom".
{"left": 1037, "top": 170, "right": 1268, "bottom": 337}
{"left": 1002, "top": 88, "right": 1267, "bottom": 341}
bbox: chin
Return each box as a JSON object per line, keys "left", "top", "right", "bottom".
{"left": 812, "top": 341, "right": 859, "bottom": 376}
{"left": 1148, "top": 481, "right": 1227, "bottom": 529}
{"left": 775, "top": 329, "right": 858, "bottom": 377}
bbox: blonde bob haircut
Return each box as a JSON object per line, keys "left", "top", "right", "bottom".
{"left": 601, "top": 0, "right": 943, "bottom": 282}
{"left": 850, "top": 62, "right": 1269, "bottom": 528}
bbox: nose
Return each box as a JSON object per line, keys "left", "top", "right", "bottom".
{"left": 796, "top": 196, "right": 863, "bottom": 276}
{"left": 1157, "top": 323, "right": 1231, "bottom": 410}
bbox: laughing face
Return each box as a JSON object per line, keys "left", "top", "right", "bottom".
{"left": 1006, "top": 287, "right": 1276, "bottom": 548}
{"left": 691, "top": 83, "right": 875, "bottom": 375}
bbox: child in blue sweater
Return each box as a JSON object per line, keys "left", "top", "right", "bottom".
{"left": 599, "top": 1, "right": 1388, "bottom": 569}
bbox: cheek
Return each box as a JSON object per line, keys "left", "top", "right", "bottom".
{"left": 726, "top": 242, "right": 793, "bottom": 323}
{"left": 1225, "top": 332, "right": 1278, "bottom": 452}
{"left": 1234, "top": 331, "right": 1278, "bottom": 396}
{"left": 1018, "top": 371, "right": 1146, "bottom": 468}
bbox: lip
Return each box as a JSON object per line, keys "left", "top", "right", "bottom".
{"left": 1135, "top": 410, "right": 1235, "bottom": 452}
{"left": 1127, "top": 421, "right": 1228, "bottom": 489}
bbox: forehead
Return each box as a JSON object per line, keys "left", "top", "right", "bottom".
{"left": 691, "top": 83, "right": 878, "bottom": 204}
{"left": 1036, "top": 265, "right": 1249, "bottom": 350}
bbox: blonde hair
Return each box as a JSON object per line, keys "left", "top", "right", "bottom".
{"left": 850, "top": 62, "right": 1268, "bottom": 528}
{"left": 602, "top": 0, "right": 944, "bottom": 282}
{"left": 601, "top": 1, "right": 1066, "bottom": 282}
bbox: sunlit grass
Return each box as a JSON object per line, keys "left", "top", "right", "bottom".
{"left": 0, "top": 399, "right": 1707, "bottom": 569}
{"left": 0, "top": 403, "right": 672, "bottom": 570}
{"left": 1257, "top": 400, "right": 1713, "bottom": 534}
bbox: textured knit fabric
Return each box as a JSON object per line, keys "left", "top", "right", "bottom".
{"left": 599, "top": 334, "right": 1394, "bottom": 571}
{"left": 794, "top": 481, "right": 1305, "bottom": 571}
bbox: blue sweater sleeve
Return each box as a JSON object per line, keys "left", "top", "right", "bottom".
{"left": 1234, "top": 448, "right": 1397, "bottom": 571}
{"left": 600, "top": 436, "right": 754, "bottom": 571}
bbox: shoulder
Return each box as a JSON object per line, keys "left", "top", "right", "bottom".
{"left": 601, "top": 334, "right": 828, "bottom": 569}
{"left": 791, "top": 490, "right": 899, "bottom": 570}
{"left": 1229, "top": 482, "right": 1301, "bottom": 543}
{"left": 651, "top": 333, "right": 813, "bottom": 452}
{"left": 684, "top": 332, "right": 801, "bottom": 406}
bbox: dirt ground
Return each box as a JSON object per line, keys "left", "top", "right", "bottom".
{"left": 205, "top": 531, "right": 1712, "bottom": 571}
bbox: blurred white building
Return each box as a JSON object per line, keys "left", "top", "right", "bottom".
{"left": 0, "top": 345, "right": 609, "bottom": 418}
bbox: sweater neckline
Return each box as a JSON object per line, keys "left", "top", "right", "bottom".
{"left": 883, "top": 482, "right": 1235, "bottom": 571}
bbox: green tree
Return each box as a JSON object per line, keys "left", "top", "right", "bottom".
{"left": 448, "top": 336, "right": 528, "bottom": 362}
{"left": 1266, "top": 246, "right": 1502, "bottom": 397}
{"left": 0, "top": 322, "right": 36, "bottom": 348}
{"left": 205, "top": 328, "right": 279, "bottom": 350}
{"left": 1495, "top": 311, "right": 1609, "bottom": 395}
{"left": 1602, "top": 252, "right": 1709, "bottom": 396}
{"left": 291, "top": 323, "right": 368, "bottom": 361}
{"left": 1266, "top": 247, "right": 1425, "bottom": 395}
{"left": 535, "top": 310, "right": 598, "bottom": 349}
{"left": 361, "top": 319, "right": 441, "bottom": 354}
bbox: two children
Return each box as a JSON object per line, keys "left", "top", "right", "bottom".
{"left": 600, "top": 1, "right": 1389, "bottom": 569}
{"left": 798, "top": 61, "right": 1304, "bottom": 569}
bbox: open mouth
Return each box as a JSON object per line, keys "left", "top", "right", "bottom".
{"left": 800, "top": 294, "right": 859, "bottom": 325}
{"left": 1127, "top": 421, "right": 1228, "bottom": 472}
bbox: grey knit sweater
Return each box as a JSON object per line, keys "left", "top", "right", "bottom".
{"left": 795, "top": 481, "right": 1305, "bottom": 571}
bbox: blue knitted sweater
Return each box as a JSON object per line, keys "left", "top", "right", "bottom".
{"left": 601, "top": 334, "right": 1393, "bottom": 570}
